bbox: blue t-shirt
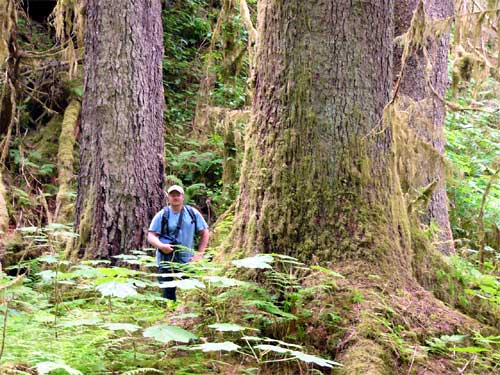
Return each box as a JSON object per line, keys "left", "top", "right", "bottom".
{"left": 149, "top": 206, "right": 208, "bottom": 264}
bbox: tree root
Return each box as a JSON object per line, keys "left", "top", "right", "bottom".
{"left": 290, "top": 262, "right": 493, "bottom": 374}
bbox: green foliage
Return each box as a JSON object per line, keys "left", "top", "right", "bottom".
{"left": 232, "top": 254, "right": 274, "bottom": 269}
{"left": 162, "top": 0, "right": 211, "bottom": 126}
{"left": 1, "top": 247, "right": 344, "bottom": 373}
{"left": 35, "top": 361, "right": 83, "bottom": 375}
{"left": 445, "top": 89, "right": 500, "bottom": 258}
{"left": 450, "top": 256, "right": 500, "bottom": 305}
{"left": 96, "top": 281, "right": 138, "bottom": 298}
{"left": 143, "top": 325, "right": 197, "bottom": 344}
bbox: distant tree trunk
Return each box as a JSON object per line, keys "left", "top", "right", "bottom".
{"left": 394, "top": 0, "right": 454, "bottom": 254}
{"left": 74, "top": 0, "right": 165, "bottom": 259}
{"left": 230, "top": 0, "right": 413, "bottom": 273}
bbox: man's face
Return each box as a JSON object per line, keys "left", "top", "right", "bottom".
{"left": 168, "top": 191, "right": 184, "bottom": 206}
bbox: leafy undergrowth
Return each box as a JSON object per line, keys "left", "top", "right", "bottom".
{"left": 445, "top": 77, "right": 500, "bottom": 259}
{"left": 1, "top": 227, "right": 499, "bottom": 374}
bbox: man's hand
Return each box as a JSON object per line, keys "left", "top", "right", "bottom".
{"left": 190, "top": 229, "right": 210, "bottom": 263}
{"left": 190, "top": 253, "right": 204, "bottom": 262}
{"left": 159, "top": 243, "right": 174, "bottom": 254}
{"left": 147, "top": 232, "right": 174, "bottom": 254}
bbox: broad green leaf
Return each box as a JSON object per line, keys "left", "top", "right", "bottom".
{"left": 112, "top": 254, "right": 138, "bottom": 260}
{"left": 208, "top": 323, "right": 246, "bottom": 332}
{"left": 143, "top": 325, "right": 197, "bottom": 344}
{"left": 450, "top": 346, "right": 490, "bottom": 353}
{"left": 291, "top": 350, "right": 342, "bottom": 368}
{"left": 61, "top": 318, "right": 101, "bottom": 327}
{"left": 255, "top": 344, "right": 290, "bottom": 354}
{"left": 38, "top": 255, "right": 59, "bottom": 264}
{"left": 44, "top": 223, "right": 70, "bottom": 230}
{"left": 96, "top": 281, "right": 137, "bottom": 298}
{"left": 71, "top": 86, "right": 84, "bottom": 98}
{"left": 241, "top": 336, "right": 262, "bottom": 342}
{"left": 265, "top": 338, "right": 302, "bottom": 349}
{"left": 66, "top": 265, "right": 101, "bottom": 279}
{"left": 159, "top": 279, "right": 205, "bottom": 290}
{"left": 440, "top": 335, "right": 467, "bottom": 344}
{"left": 102, "top": 323, "right": 141, "bottom": 332}
{"left": 190, "top": 342, "right": 240, "bottom": 352}
{"left": 203, "top": 276, "right": 246, "bottom": 287}
{"left": 37, "top": 270, "right": 56, "bottom": 282}
{"left": 98, "top": 267, "right": 140, "bottom": 277}
{"left": 82, "top": 260, "right": 111, "bottom": 265}
{"left": 35, "top": 361, "right": 83, "bottom": 375}
{"left": 244, "top": 300, "right": 297, "bottom": 320}
{"left": 232, "top": 254, "right": 273, "bottom": 269}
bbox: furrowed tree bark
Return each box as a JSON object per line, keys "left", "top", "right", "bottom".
{"left": 226, "top": 2, "right": 499, "bottom": 371}
{"left": 74, "top": 0, "right": 165, "bottom": 259}
{"left": 230, "top": 0, "right": 412, "bottom": 274}
{"left": 394, "top": 0, "right": 455, "bottom": 254}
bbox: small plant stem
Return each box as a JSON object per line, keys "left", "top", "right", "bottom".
{"left": 243, "top": 338, "right": 259, "bottom": 361}
{"left": 478, "top": 169, "right": 499, "bottom": 268}
{"left": 108, "top": 296, "right": 113, "bottom": 312}
{"left": 261, "top": 358, "right": 294, "bottom": 364}
{"left": 0, "top": 298, "right": 8, "bottom": 361}
{"left": 53, "top": 262, "right": 60, "bottom": 339}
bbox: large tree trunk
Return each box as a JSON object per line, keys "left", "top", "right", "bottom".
{"left": 394, "top": 0, "right": 454, "bottom": 254}
{"left": 226, "top": 1, "right": 497, "bottom": 372}
{"left": 230, "top": 0, "right": 412, "bottom": 274}
{"left": 74, "top": 0, "right": 165, "bottom": 259}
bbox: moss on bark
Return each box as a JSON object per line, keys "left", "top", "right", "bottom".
{"left": 224, "top": 0, "right": 498, "bottom": 372}
{"left": 56, "top": 99, "right": 81, "bottom": 223}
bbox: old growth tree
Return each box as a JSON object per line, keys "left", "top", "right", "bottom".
{"left": 228, "top": 0, "right": 495, "bottom": 372}
{"left": 74, "top": 0, "right": 165, "bottom": 258}
{"left": 394, "top": 0, "right": 455, "bottom": 254}
{"left": 231, "top": 0, "right": 409, "bottom": 268}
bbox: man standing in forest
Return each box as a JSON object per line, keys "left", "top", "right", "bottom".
{"left": 147, "top": 185, "right": 209, "bottom": 301}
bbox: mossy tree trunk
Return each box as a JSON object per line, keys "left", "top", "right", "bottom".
{"left": 230, "top": 0, "right": 414, "bottom": 275}
{"left": 394, "top": 0, "right": 455, "bottom": 254}
{"left": 227, "top": 2, "right": 499, "bottom": 372}
{"left": 74, "top": 0, "right": 165, "bottom": 259}
{"left": 55, "top": 99, "right": 80, "bottom": 223}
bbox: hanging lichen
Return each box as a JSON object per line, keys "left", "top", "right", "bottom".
{"left": 0, "top": 0, "right": 15, "bottom": 67}
{"left": 49, "top": 0, "right": 85, "bottom": 78}
{"left": 452, "top": 0, "right": 499, "bottom": 98}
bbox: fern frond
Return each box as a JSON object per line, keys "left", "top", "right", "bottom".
{"left": 121, "top": 368, "right": 164, "bottom": 375}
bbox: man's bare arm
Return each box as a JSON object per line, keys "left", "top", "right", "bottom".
{"left": 147, "top": 231, "right": 174, "bottom": 254}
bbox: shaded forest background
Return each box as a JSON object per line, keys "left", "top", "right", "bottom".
{"left": 0, "top": 0, "right": 499, "bottom": 374}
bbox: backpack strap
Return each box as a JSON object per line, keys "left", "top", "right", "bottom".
{"left": 160, "top": 206, "right": 170, "bottom": 237}
{"left": 185, "top": 205, "right": 198, "bottom": 233}
{"left": 162, "top": 205, "right": 199, "bottom": 237}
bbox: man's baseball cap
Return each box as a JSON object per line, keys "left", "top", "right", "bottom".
{"left": 167, "top": 185, "right": 185, "bottom": 194}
